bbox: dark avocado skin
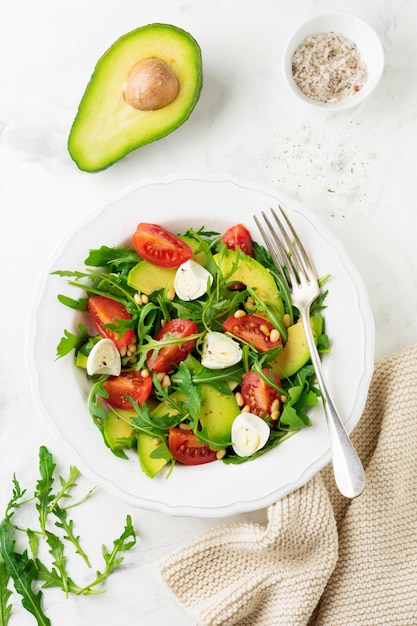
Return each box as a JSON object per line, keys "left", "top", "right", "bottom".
{"left": 68, "top": 24, "right": 203, "bottom": 172}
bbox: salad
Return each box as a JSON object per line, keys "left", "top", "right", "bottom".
{"left": 54, "top": 221, "right": 329, "bottom": 478}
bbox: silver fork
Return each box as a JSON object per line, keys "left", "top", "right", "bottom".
{"left": 254, "top": 206, "right": 365, "bottom": 498}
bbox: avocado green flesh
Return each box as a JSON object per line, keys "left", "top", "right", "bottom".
{"left": 270, "top": 315, "right": 323, "bottom": 379}
{"left": 137, "top": 433, "right": 168, "bottom": 478}
{"left": 68, "top": 24, "right": 202, "bottom": 172}
{"left": 199, "top": 384, "right": 240, "bottom": 448}
{"left": 103, "top": 409, "right": 136, "bottom": 450}
{"left": 214, "top": 249, "right": 284, "bottom": 314}
{"left": 128, "top": 261, "right": 176, "bottom": 295}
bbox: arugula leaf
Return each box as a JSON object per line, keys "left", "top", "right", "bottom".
{"left": 57, "top": 294, "right": 88, "bottom": 311}
{"left": 27, "top": 529, "right": 39, "bottom": 561}
{"left": 35, "top": 447, "right": 56, "bottom": 536}
{"left": 44, "top": 531, "right": 70, "bottom": 596}
{"left": 279, "top": 401, "right": 309, "bottom": 429}
{"left": 174, "top": 362, "right": 201, "bottom": 429}
{"left": 171, "top": 358, "right": 245, "bottom": 395}
{"left": 130, "top": 396, "right": 181, "bottom": 438}
{"left": 56, "top": 324, "right": 88, "bottom": 359}
{"left": 0, "top": 552, "right": 13, "bottom": 626}
{"left": 52, "top": 270, "right": 89, "bottom": 279}
{"left": 76, "top": 515, "right": 136, "bottom": 595}
{"left": 49, "top": 466, "right": 80, "bottom": 510}
{"left": 84, "top": 246, "right": 141, "bottom": 271}
{"left": 53, "top": 506, "right": 91, "bottom": 568}
{"left": 0, "top": 519, "right": 50, "bottom": 626}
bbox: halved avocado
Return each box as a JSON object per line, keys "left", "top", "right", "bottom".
{"left": 68, "top": 24, "right": 202, "bottom": 172}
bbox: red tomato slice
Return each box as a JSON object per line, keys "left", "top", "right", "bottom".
{"left": 222, "top": 314, "right": 282, "bottom": 352}
{"left": 88, "top": 296, "right": 134, "bottom": 349}
{"left": 147, "top": 318, "right": 198, "bottom": 373}
{"left": 102, "top": 370, "right": 152, "bottom": 410}
{"left": 241, "top": 368, "right": 281, "bottom": 419}
{"left": 222, "top": 224, "right": 254, "bottom": 257}
{"left": 132, "top": 223, "right": 193, "bottom": 268}
{"left": 168, "top": 428, "right": 217, "bottom": 465}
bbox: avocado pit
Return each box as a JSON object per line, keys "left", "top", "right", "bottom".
{"left": 124, "top": 57, "right": 179, "bottom": 111}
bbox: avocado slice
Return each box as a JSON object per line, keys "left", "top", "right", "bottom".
{"left": 128, "top": 261, "right": 176, "bottom": 295}
{"left": 199, "top": 384, "right": 240, "bottom": 448}
{"left": 137, "top": 432, "right": 169, "bottom": 478}
{"left": 270, "top": 315, "right": 324, "bottom": 379}
{"left": 214, "top": 249, "right": 284, "bottom": 314}
{"left": 103, "top": 409, "right": 136, "bottom": 450}
{"left": 68, "top": 24, "right": 202, "bottom": 172}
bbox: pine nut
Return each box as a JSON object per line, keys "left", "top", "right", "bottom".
{"left": 134, "top": 293, "right": 143, "bottom": 305}
{"left": 260, "top": 324, "right": 270, "bottom": 337}
{"left": 141, "top": 293, "right": 149, "bottom": 304}
{"left": 156, "top": 372, "right": 165, "bottom": 382}
{"left": 234, "top": 309, "right": 246, "bottom": 318}
{"left": 167, "top": 287, "right": 176, "bottom": 301}
{"left": 270, "top": 329, "right": 280, "bottom": 343}
{"left": 242, "top": 404, "right": 250, "bottom": 413}
{"left": 141, "top": 369, "right": 150, "bottom": 378}
{"left": 127, "top": 342, "right": 136, "bottom": 353}
{"left": 162, "top": 374, "right": 171, "bottom": 388}
{"left": 280, "top": 395, "right": 288, "bottom": 403}
{"left": 119, "top": 346, "right": 127, "bottom": 357}
{"left": 216, "top": 449, "right": 226, "bottom": 460}
{"left": 235, "top": 391, "right": 244, "bottom": 407}
{"left": 129, "top": 356, "right": 137, "bottom": 364}
{"left": 126, "top": 349, "right": 133, "bottom": 357}
{"left": 271, "top": 410, "right": 280, "bottom": 421}
{"left": 271, "top": 398, "right": 280, "bottom": 413}
{"left": 179, "top": 423, "right": 192, "bottom": 431}
{"left": 161, "top": 319, "right": 167, "bottom": 327}
{"left": 283, "top": 313, "right": 291, "bottom": 328}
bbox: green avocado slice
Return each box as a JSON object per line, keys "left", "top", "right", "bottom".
{"left": 270, "top": 315, "right": 324, "bottom": 379}
{"left": 214, "top": 249, "right": 284, "bottom": 314}
{"left": 68, "top": 23, "right": 202, "bottom": 172}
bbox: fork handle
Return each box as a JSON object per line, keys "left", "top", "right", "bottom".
{"left": 300, "top": 309, "right": 366, "bottom": 498}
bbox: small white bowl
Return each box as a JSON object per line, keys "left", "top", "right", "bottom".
{"left": 282, "top": 12, "right": 384, "bottom": 110}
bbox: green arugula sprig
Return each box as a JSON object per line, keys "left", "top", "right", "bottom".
{"left": 0, "top": 446, "right": 137, "bottom": 626}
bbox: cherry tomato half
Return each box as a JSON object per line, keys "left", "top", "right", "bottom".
{"left": 222, "top": 224, "right": 254, "bottom": 257}
{"left": 241, "top": 368, "right": 281, "bottom": 419}
{"left": 102, "top": 370, "right": 152, "bottom": 410}
{"left": 146, "top": 318, "right": 198, "bottom": 373}
{"left": 222, "top": 314, "right": 282, "bottom": 352}
{"left": 88, "top": 296, "right": 135, "bottom": 349}
{"left": 132, "top": 223, "right": 193, "bottom": 268}
{"left": 168, "top": 428, "right": 217, "bottom": 465}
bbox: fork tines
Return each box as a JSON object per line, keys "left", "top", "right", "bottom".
{"left": 254, "top": 206, "right": 317, "bottom": 288}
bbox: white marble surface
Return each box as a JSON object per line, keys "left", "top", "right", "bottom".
{"left": 1, "top": 0, "right": 416, "bottom": 624}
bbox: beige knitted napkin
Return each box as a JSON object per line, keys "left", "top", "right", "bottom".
{"left": 160, "top": 343, "right": 417, "bottom": 626}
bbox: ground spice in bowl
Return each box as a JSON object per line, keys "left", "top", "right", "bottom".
{"left": 291, "top": 31, "right": 367, "bottom": 104}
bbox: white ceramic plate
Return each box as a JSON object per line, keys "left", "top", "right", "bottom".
{"left": 27, "top": 173, "right": 375, "bottom": 517}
